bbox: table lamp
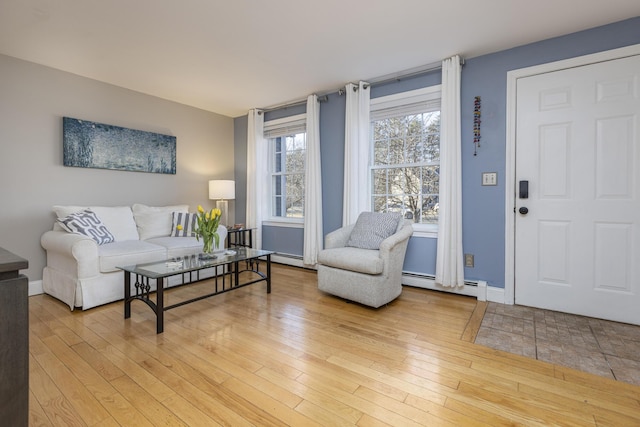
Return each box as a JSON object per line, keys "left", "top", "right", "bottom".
{"left": 208, "top": 179, "right": 235, "bottom": 227}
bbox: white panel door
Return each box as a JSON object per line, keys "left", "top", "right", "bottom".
{"left": 515, "top": 54, "right": 640, "bottom": 325}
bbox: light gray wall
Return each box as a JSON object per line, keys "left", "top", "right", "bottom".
{"left": 233, "top": 114, "right": 248, "bottom": 225}
{"left": 0, "top": 54, "right": 234, "bottom": 282}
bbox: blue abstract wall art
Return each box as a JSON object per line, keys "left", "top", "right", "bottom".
{"left": 63, "top": 117, "right": 176, "bottom": 174}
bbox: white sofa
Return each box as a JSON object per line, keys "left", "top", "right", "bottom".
{"left": 41, "top": 204, "right": 227, "bottom": 310}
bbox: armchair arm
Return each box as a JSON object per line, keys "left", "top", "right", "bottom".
{"left": 379, "top": 221, "right": 413, "bottom": 257}
{"left": 324, "top": 224, "right": 355, "bottom": 249}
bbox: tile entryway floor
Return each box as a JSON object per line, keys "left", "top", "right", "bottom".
{"left": 475, "top": 302, "right": 640, "bottom": 386}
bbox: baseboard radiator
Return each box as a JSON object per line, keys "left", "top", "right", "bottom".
{"left": 402, "top": 271, "right": 487, "bottom": 300}
{"left": 271, "top": 252, "right": 306, "bottom": 268}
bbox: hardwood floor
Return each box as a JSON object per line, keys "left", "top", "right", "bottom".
{"left": 29, "top": 264, "right": 640, "bottom": 426}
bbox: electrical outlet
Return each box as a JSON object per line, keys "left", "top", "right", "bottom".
{"left": 464, "top": 253, "right": 474, "bottom": 268}
{"left": 482, "top": 172, "right": 497, "bottom": 186}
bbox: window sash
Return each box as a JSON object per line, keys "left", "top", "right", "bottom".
{"left": 271, "top": 172, "right": 305, "bottom": 218}
{"left": 268, "top": 124, "right": 306, "bottom": 219}
{"left": 369, "top": 86, "right": 441, "bottom": 227}
{"left": 263, "top": 113, "right": 306, "bottom": 139}
{"left": 370, "top": 99, "right": 440, "bottom": 121}
{"left": 370, "top": 85, "right": 441, "bottom": 121}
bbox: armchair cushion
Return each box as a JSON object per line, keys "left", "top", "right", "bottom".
{"left": 346, "top": 212, "right": 402, "bottom": 250}
{"left": 317, "top": 247, "right": 384, "bottom": 275}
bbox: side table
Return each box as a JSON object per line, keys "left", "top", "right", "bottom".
{"left": 227, "top": 227, "right": 255, "bottom": 249}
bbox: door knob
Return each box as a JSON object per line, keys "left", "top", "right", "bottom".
{"left": 519, "top": 207, "right": 529, "bottom": 215}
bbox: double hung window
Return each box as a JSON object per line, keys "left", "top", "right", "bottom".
{"left": 263, "top": 114, "right": 306, "bottom": 221}
{"left": 370, "top": 86, "right": 441, "bottom": 233}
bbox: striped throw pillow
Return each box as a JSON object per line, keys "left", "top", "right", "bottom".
{"left": 171, "top": 212, "right": 198, "bottom": 237}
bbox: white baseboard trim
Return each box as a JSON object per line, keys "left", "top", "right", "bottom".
{"left": 29, "top": 280, "right": 43, "bottom": 296}
{"left": 486, "top": 285, "right": 506, "bottom": 304}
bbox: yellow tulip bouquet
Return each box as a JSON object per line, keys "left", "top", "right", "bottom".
{"left": 195, "top": 205, "right": 222, "bottom": 254}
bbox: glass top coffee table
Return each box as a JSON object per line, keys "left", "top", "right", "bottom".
{"left": 119, "top": 248, "right": 273, "bottom": 333}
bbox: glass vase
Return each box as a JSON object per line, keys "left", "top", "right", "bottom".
{"left": 202, "top": 233, "right": 214, "bottom": 254}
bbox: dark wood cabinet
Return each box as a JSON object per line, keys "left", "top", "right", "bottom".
{"left": 0, "top": 247, "right": 29, "bottom": 426}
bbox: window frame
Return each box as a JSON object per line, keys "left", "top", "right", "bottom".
{"left": 369, "top": 85, "right": 442, "bottom": 238}
{"left": 263, "top": 113, "right": 307, "bottom": 226}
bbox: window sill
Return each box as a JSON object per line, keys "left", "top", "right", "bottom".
{"left": 261, "top": 221, "right": 435, "bottom": 236}
{"left": 411, "top": 224, "right": 438, "bottom": 239}
{"left": 263, "top": 220, "right": 304, "bottom": 229}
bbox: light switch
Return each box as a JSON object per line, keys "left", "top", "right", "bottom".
{"left": 482, "top": 172, "right": 497, "bottom": 186}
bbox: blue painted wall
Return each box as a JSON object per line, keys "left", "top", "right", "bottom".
{"left": 262, "top": 226, "right": 304, "bottom": 256}
{"left": 234, "top": 17, "right": 640, "bottom": 289}
{"left": 458, "top": 16, "right": 640, "bottom": 289}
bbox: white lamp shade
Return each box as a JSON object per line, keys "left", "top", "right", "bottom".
{"left": 209, "top": 180, "right": 235, "bottom": 200}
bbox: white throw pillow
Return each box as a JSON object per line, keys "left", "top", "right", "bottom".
{"left": 53, "top": 205, "right": 88, "bottom": 218}
{"left": 89, "top": 206, "right": 139, "bottom": 241}
{"left": 52, "top": 205, "right": 88, "bottom": 232}
{"left": 133, "top": 204, "right": 189, "bottom": 240}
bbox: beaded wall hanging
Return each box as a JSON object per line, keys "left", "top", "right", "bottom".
{"left": 473, "top": 96, "right": 481, "bottom": 156}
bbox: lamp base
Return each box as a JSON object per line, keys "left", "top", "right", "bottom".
{"left": 215, "top": 199, "right": 229, "bottom": 228}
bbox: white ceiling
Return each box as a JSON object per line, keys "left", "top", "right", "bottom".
{"left": 1, "top": 1, "right": 639, "bottom": 118}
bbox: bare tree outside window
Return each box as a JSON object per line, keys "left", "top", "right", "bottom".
{"left": 371, "top": 111, "right": 440, "bottom": 223}
{"left": 271, "top": 133, "right": 306, "bottom": 218}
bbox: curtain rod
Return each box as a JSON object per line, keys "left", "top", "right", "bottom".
{"left": 363, "top": 60, "right": 444, "bottom": 89}
{"left": 260, "top": 95, "right": 328, "bottom": 114}
{"left": 259, "top": 58, "right": 463, "bottom": 113}
{"left": 358, "top": 57, "right": 463, "bottom": 90}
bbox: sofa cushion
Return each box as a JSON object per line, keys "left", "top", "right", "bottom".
{"left": 98, "top": 240, "right": 167, "bottom": 273}
{"left": 132, "top": 203, "right": 189, "bottom": 240}
{"left": 346, "top": 212, "right": 402, "bottom": 250}
{"left": 147, "top": 236, "right": 205, "bottom": 258}
{"left": 53, "top": 205, "right": 139, "bottom": 241}
{"left": 317, "top": 247, "right": 384, "bottom": 275}
{"left": 170, "top": 212, "right": 198, "bottom": 237}
{"left": 57, "top": 209, "right": 115, "bottom": 245}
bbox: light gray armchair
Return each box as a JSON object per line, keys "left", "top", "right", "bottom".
{"left": 317, "top": 214, "right": 413, "bottom": 308}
